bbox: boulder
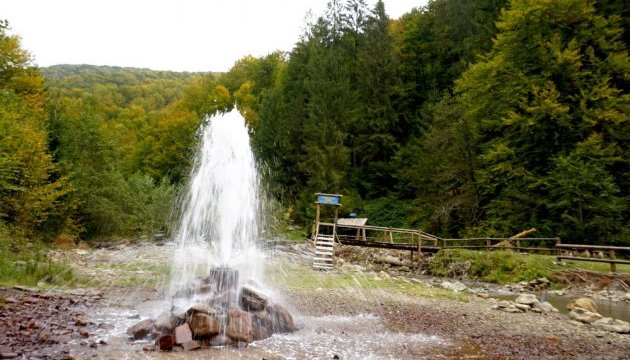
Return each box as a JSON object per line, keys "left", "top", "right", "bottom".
{"left": 154, "top": 313, "right": 175, "bottom": 333}
{"left": 515, "top": 294, "right": 539, "bottom": 306}
{"left": 566, "top": 298, "right": 598, "bottom": 313}
{"left": 157, "top": 335, "right": 174, "bottom": 351}
{"left": 187, "top": 303, "right": 216, "bottom": 316}
{"left": 440, "top": 281, "right": 467, "bottom": 292}
{"left": 188, "top": 312, "right": 220, "bottom": 337}
{"left": 533, "top": 301, "right": 559, "bottom": 313}
{"left": 251, "top": 312, "right": 273, "bottom": 340}
{"left": 174, "top": 323, "right": 193, "bottom": 344}
{"left": 207, "top": 334, "right": 234, "bottom": 347}
{"left": 568, "top": 308, "right": 602, "bottom": 323}
{"left": 267, "top": 303, "right": 298, "bottom": 333}
{"left": 239, "top": 286, "right": 269, "bottom": 312}
{"left": 226, "top": 308, "right": 253, "bottom": 343}
{"left": 182, "top": 340, "right": 201, "bottom": 351}
{"left": 514, "top": 303, "right": 531, "bottom": 311}
{"left": 501, "top": 305, "right": 524, "bottom": 313}
{"left": 591, "top": 318, "right": 630, "bottom": 334}
{"left": 128, "top": 319, "right": 154, "bottom": 340}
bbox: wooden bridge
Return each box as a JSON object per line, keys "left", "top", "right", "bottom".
{"left": 309, "top": 194, "right": 628, "bottom": 273}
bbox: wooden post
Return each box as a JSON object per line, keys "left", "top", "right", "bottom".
{"left": 609, "top": 249, "right": 617, "bottom": 273}
{"left": 516, "top": 239, "right": 521, "bottom": 253}
{"left": 417, "top": 230, "right": 422, "bottom": 267}
{"left": 333, "top": 206, "right": 339, "bottom": 243}
{"left": 389, "top": 227, "right": 393, "bottom": 243}
{"left": 313, "top": 203, "right": 321, "bottom": 241}
{"left": 555, "top": 237, "right": 561, "bottom": 261}
{"left": 486, "top": 238, "right": 491, "bottom": 249}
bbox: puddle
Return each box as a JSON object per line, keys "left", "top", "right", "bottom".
{"left": 493, "top": 293, "right": 630, "bottom": 322}
{"left": 90, "top": 308, "right": 481, "bottom": 359}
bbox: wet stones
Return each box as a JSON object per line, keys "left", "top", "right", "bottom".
{"left": 239, "top": 285, "right": 268, "bottom": 311}
{"left": 127, "top": 269, "right": 299, "bottom": 352}
{"left": 174, "top": 324, "right": 193, "bottom": 344}
{"left": 128, "top": 319, "right": 154, "bottom": 340}
{"left": 157, "top": 335, "right": 174, "bottom": 351}
{"left": 226, "top": 308, "right": 253, "bottom": 342}
{"left": 189, "top": 312, "right": 220, "bottom": 337}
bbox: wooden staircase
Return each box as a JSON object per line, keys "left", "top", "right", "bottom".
{"left": 313, "top": 234, "right": 335, "bottom": 270}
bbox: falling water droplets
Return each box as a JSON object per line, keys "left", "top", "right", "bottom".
{"left": 169, "top": 108, "right": 264, "bottom": 298}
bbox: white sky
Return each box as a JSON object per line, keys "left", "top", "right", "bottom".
{"left": 3, "top": 0, "right": 427, "bottom": 72}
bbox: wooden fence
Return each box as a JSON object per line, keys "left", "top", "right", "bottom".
{"left": 314, "top": 221, "right": 629, "bottom": 273}
{"left": 556, "top": 244, "right": 630, "bottom": 272}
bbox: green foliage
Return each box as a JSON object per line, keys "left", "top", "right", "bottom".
{"left": 452, "top": 0, "right": 629, "bottom": 242}
{"left": 2, "top": 0, "right": 629, "bottom": 247}
{"left": 429, "top": 249, "right": 552, "bottom": 283}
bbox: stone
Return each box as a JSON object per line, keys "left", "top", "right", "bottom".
{"left": 74, "top": 314, "right": 89, "bottom": 326}
{"left": 568, "top": 308, "right": 602, "bottom": 323}
{"left": 440, "top": 281, "right": 467, "bottom": 292}
{"left": 207, "top": 334, "right": 234, "bottom": 347}
{"left": 533, "top": 301, "right": 559, "bottom": 313}
{"left": 154, "top": 313, "right": 175, "bottom": 333}
{"left": 567, "top": 298, "right": 598, "bottom": 313}
{"left": 182, "top": 340, "right": 201, "bottom": 351}
{"left": 143, "top": 344, "right": 158, "bottom": 352}
{"left": 174, "top": 323, "right": 193, "bottom": 344}
{"left": 622, "top": 293, "right": 630, "bottom": 302}
{"left": 496, "top": 300, "right": 512, "bottom": 308}
{"left": 251, "top": 312, "right": 273, "bottom": 340}
{"left": 188, "top": 312, "right": 220, "bottom": 337}
{"left": 186, "top": 303, "right": 216, "bottom": 316}
{"left": 267, "top": 303, "right": 298, "bottom": 333}
{"left": 476, "top": 292, "right": 489, "bottom": 299}
{"left": 239, "top": 285, "right": 269, "bottom": 312}
{"left": 514, "top": 303, "right": 531, "bottom": 311}
{"left": 226, "top": 308, "right": 253, "bottom": 343}
{"left": 129, "top": 319, "right": 154, "bottom": 340}
{"left": 591, "top": 318, "right": 630, "bottom": 334}
{"left": 515, "top": 294, "right": 539, "bottom": 306}
{"left": 501, "top": 305, "right": 524, "bottom": 313}
{"left": 0, "top": 352, "right": 18, "bottom": 359}
{"left": 157, "top": 335, "right": 174, "bottom": 351}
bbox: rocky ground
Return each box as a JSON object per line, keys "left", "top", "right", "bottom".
{"left": 0, "top": 241, "right": 628, "bottom": 359}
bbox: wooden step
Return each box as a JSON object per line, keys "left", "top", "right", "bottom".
{"left": 313, "top": 264, "right": 333, "bottom": 270}
{"left": 315, "top": 251, "right": 333, "bottom": 257}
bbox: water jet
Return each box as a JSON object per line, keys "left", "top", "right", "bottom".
{"left": 128, "top": 108, "right": 297, "bottom": 350}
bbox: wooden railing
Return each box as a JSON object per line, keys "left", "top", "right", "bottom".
{"left": 556, "top": 244, "right": 630, "bottom": 273}
{"left": 440, "top": 237, "right": 560, "bottom": 253}
{"left": 314, "top": 221, "right": 628, "bottom": 273}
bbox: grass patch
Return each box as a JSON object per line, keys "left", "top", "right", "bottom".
{"left": 266, "top": 259, "right": 466, "bottom": 301}
{"left": 0, "top": 247, "right": 90, "bottom": 288}
{"left": 428, "top": 249, "right": 630, "bottom": 284}
{"left": 276, "top": 225, "right": 309, "bottom": 243}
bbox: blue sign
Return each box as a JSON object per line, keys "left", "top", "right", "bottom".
{"left": 317, "top": 194, "right": 341, "bottom": 205}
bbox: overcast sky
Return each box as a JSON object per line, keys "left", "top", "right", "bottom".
{"left": 4, "top": 0, "right": 427, "bottom": 72}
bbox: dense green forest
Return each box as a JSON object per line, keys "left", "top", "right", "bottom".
{"left": 0, "top": 0, "right": 628, "bottom": 250}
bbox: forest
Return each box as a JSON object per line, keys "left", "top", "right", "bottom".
{"left": 0, "top": 0, "right": 628, "bottom": 250}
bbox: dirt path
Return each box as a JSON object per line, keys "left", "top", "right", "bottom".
{"left": 1, "top": 242, "right": 628, "bottom": 359}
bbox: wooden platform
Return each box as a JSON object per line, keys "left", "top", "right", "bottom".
{"left": 338, "top": 238, "right": 440, "bottom": 253}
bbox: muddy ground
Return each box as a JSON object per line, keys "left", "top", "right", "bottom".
{"left": 0, "top": 242, "right": 628, "bottom": 359}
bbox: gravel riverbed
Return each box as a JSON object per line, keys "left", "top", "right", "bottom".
{"left": 0, "top": 242, "right": 627, "bottom": 359}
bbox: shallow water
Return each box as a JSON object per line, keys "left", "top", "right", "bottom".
{"left": 493, "top": 293, "right": 630, "bottom": 322}
{"left": 89, "top": 310, "right": 480, "bottom": 360}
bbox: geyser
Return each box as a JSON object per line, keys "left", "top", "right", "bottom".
{"left": 128, "top": 108, "right": 297, "bottom": 350}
